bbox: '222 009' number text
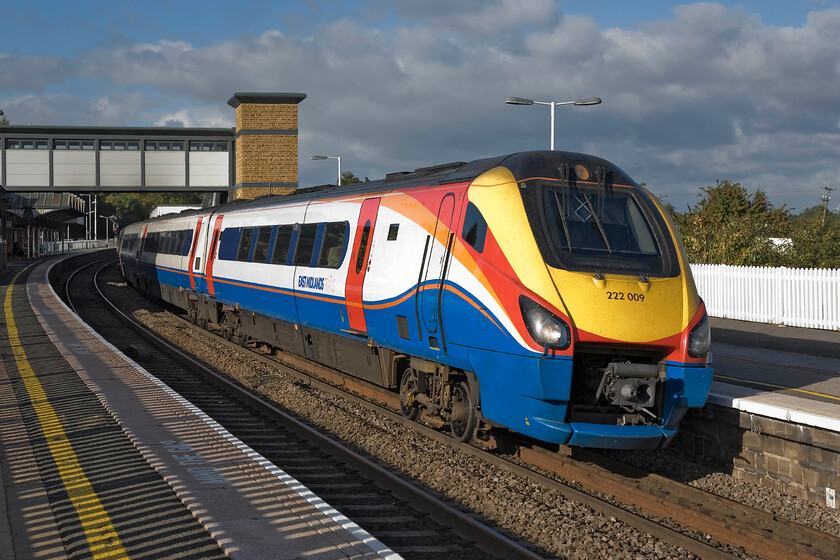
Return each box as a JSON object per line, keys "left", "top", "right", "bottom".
{"left": 606, "top": 291, "right": 645, "bottom": 302}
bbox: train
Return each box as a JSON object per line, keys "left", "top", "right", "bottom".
{"left": 118, "top": 150, "right": 713, "bottom": 449}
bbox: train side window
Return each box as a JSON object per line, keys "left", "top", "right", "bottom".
{"left": 462, "top": 202, "right": 488, "bottom": 253}
{"left": 181, "top": 229, "right": 193, "bottom": 256}
{"left": 146, "top": 233, "right": 158, "bottom": 254}
{"left": 159, "top": 232, "right": 169, "bottom": 254}
{"left": 174, "top": 231, "right": 183, "bottom": 255}
{"left": 355, "top": 221, "right": 371, "bottom": 274}
{"left": 318, "top": 222, "right": 347, "bottom": 268}
{"left": 271, "top": 225, "right": 293, "bottom": 265}
{"left": 293, "top": 223, "right": 319, "bottom": 266}
{"left": 252, "top": 226, "right": 272, "bottom": 263}
{"left": 237, "top": 228, "right": 255, "bottom": 261}
{"left": 218, "top": 228, "right": 241, "bottom": 261}
{"left": 168, "top": 232, "right": 177, "bottom": 254}
{"left": 167, "top": 232, "right": 177, "bottom": 254}
{"left": 387, "top": 223, "right": 399, "bottom": 241}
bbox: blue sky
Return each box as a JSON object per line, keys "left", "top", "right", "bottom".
{"left": 5, "top": 1, "right": 835, "bottom": 56}
{"left": 3, "top": 1, "right": 840, "bottom": 212}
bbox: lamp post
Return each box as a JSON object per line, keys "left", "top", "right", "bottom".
{"left": 81, "top": 194, "right": 92, "bottom": 241}
{"left": 100, "top": 215, "right": 117, "bottom": 243}
{"left": 505, "top": 96, "right": 602, "bottom": 150}
{"left": 821, "top": 187, "right": 835, "bottom": 228}
{"left": 311, "top": 155, "right": 341, "bottom": 186}
{"left": 80, "top": 194, "right": 98, "bottom": 244}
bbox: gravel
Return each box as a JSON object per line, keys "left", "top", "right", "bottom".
{"left": 605, "top": 448, "right": 840, "bottom": 538}
{"left": 101, "top": 270, "right": 838, "bottom": 559}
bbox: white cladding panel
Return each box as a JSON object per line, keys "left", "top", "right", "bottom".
{"left": 54, "top": 151, "right": 96, "bottom": 186}
{"left": 5, "top": 150, "right": 49, "bottom": 187}
{"left": 101, "top": 152, "right": 142, "bottom": 187}
{"left": 146, "top": 151, "right": 186, "bottom": 187}
{"left": 189, "top": 152, "right": 229, "bottom": 187}
{"left": 213, "top": 205, "right": 307, "bottom": 299}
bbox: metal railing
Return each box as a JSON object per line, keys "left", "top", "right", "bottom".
{"left": 691, "top": 264, "right": 840, "bottom": 331}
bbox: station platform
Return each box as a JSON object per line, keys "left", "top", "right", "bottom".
{"left": 709, "top": 317, "right": 840, "bottom": 433}
{"left": 0, "top": 256, "right": 399, "bottom": 560}
{"left": 671, "top": 318, "right": 840, "bottom": 506}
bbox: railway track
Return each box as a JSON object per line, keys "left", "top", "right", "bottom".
{"left": 61, "top": 254, "right": 542, "bottom": 560}
{"left": 63, "top": 253, "right": 840, "bottom": 560}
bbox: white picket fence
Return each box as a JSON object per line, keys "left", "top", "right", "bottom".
{"left": 690, "top": 264, "right": 840, "bottom": 331}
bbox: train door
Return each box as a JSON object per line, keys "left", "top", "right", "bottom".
{"left": 345, "top": 198, "right": 381, "bottom": 333}
{"left": 204, "top": 215, "right": 224, "bottom": 297}
{"left": 419, "top": 192, "right": 456, "bottom": 351}
{"left": 137, "top": 224, "right": 151, "bottom": 283}
{"left": 187, "top": 217, "right": 204, "bottom": 291}
{"left": 137, "top": 224, "right": 148, "bottom": 262}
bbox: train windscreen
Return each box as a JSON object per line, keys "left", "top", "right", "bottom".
{"left": 540, "top": 184, "right": 677, "bottom": 276}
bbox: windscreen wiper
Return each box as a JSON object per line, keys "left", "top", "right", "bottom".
{"left": 582, "top": 193, "right": 612, "bottom": 253}
{"left": 552, "top": 190, "right": 572, "bottom": 251}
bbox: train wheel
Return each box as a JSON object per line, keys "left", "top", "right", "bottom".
{"left": 398, "top": 368, "right": 421, "bottom": 421}
{"left": 449, "top": 381, "right": 477, "bottom": 442}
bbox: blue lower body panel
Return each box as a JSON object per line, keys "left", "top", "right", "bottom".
{"left": 567, "top": 424, "right": 672, "bottom": 449}
{"left": 468, "top": 346, "right": 714, "bottom": 448}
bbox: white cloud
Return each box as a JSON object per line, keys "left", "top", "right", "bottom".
{"left": 2, "top": 3, "right": 840, "bottom": 211}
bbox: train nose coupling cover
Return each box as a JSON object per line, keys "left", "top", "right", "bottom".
{"left": 595, "top": 362, "right": 659, "bottom": 408}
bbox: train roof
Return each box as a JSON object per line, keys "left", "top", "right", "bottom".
{"left": 137, "top": 150, "right": 637, "bottom": 223}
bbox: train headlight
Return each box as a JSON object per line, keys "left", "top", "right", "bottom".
{"left": 687, "top": 313, "right": 711, "bottom": 358}
{"left": 520, "top": 297, "right": 571, "bottom": 350}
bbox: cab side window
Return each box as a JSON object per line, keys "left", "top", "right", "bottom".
{"left": 462, "top": 202, "right": 488, "bottom": 253}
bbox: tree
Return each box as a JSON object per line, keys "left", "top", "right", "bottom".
{"left": 340, "top": 171, "right": 361, "bottom": 185}
{"left": 786, "top": 207, "right": 840, "bottom": 268}
{"left": 674, "top": 180, "right": 790, "bottom": 266}
{"left": 100, "top": 192, "right": 203, "bottom": 226}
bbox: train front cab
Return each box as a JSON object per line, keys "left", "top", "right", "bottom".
{"left": 461, "top": 153, "right": 713, "bottom": 449}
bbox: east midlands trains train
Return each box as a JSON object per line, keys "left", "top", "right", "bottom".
{"left": 118, "top": 150, "right": 713, "bottom": 449}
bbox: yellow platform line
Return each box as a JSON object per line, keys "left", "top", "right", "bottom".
{"left": 3, "top": 272, "right": 128, "bottom": 559}
{"left": 715, "top": 374, "right": 840, "bottom": 403}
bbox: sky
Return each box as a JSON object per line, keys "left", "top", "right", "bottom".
{"left": 2, "top": 0, "right": 840, "bottom": 213}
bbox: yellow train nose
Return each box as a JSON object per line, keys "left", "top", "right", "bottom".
{"left": 548, "top": 268, "right": 696, "bottom": 344}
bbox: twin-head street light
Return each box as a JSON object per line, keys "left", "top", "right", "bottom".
{"left": 505, "top": 96, "right": 602, "bottom": 150}
{"left": 311, "top": 155, "right": 341, "bottom": 186}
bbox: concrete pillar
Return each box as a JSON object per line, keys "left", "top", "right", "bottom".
{"left": 227, "top": 92, "right": 307, "bottom": 200}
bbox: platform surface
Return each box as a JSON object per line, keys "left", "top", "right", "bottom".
{"left": 710, "top": 317, "right": 840, "bottom": 432}
{"left": 0, "top": 255, "right": 399, "bottom": 560}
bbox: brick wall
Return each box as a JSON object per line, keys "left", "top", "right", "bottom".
{"left": 236, "top": 104, "right": 298, "bottom": 131}
{"left": 227, "top": 92, "right": 306, "bottom": 200}
{"left": 234, "top": 135, "right": 298, "bottom": 185}
{"left": 675, "top": 403, "right": 840, "bottom": 508}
